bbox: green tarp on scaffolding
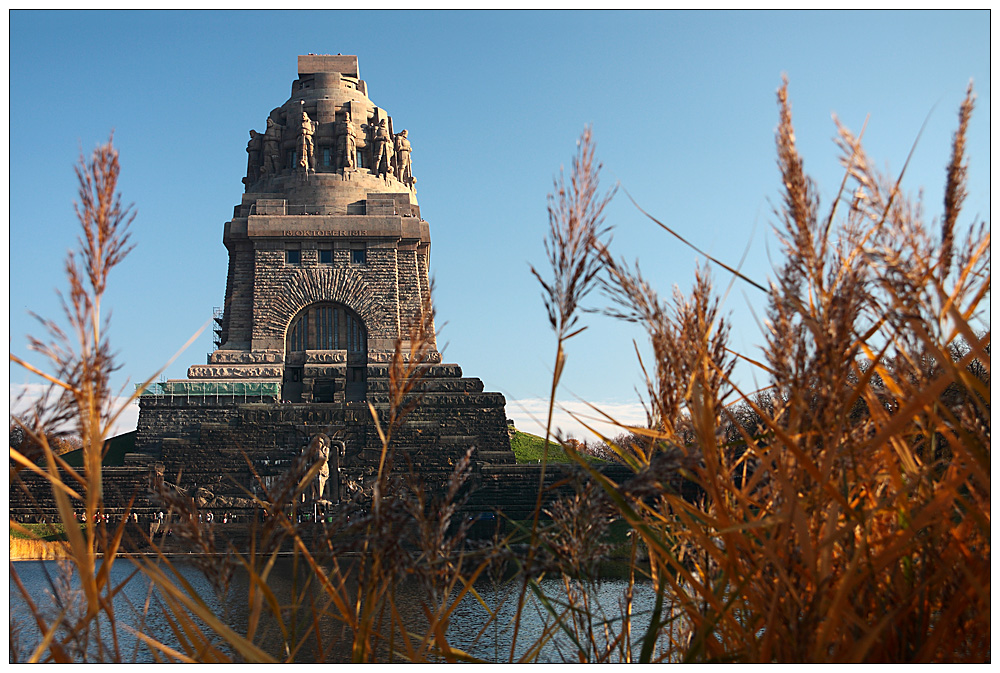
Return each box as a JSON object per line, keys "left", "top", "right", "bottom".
{"left": 137, "top": 381, "right": 281, "bottom": 397}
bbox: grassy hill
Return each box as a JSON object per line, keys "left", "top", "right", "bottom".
{"left": 510, "top": 430, "right": 602, "bottom": 464}
{"left": 60, "top": 431, "right": 136, "bottom": 468}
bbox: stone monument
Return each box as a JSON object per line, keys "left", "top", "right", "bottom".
{"left": 133, "top": 55, "right": 514, "bottom": 508}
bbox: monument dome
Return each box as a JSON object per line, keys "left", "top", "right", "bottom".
{"left": 241, "top": 54, "right": 418, "bottom": 211}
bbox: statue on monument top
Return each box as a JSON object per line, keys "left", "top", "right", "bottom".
{"left": 297, "top": 103, "right": 318, "bottom": 174}
{"left": 393, "top": 129, "right": 414, "bottom": 188}
{"left": 243, "top": 129, "right": 262, "bottom": 187}
{"left": 372, "top": 118, "right": 393, "bottom": 179}
{"left": 260, "top": 117, "right": 283, "bottom": 177}
{"left": 340, "top": 110, "right": 358, "bottom": 170}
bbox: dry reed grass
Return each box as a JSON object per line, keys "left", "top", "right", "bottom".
{"left": 553, "top": 80, "right": 989, "bottom": 662}
{"left": 9, "top": 536, "right": 72, "bottom": 561}
{"left": 9, "top": 80, "right": 989, "bottom": 663}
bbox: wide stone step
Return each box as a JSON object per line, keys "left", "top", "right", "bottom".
{"left": 124, "top": 452, "right": 154, "bottom": 467}
{"left": 436, "top": 435, "right": 478, "bottom": 446}
{"left": 477, "top": 451, "right": 515, "bottom": 464}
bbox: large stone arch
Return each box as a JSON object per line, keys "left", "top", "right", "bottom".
{"left": 264, "top": 267, "right": 386, "bottom": 342}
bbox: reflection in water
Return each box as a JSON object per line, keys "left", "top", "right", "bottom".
{"left": 10, "top": 559, "right": 670, "bottom": 663}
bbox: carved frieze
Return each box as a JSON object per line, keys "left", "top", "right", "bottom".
{"left": 188, "top": 364, "right": 284, "bottom": 379}
{"left": 304, "top": 365, "right": 345, "bottom": 378}
{"left": 208, "top": 350, "right": 284, "bottom": 364}
{"left": 305, "top": 350, "right": 347, "bottom": 364}
{"left": 367, "top": 350, "right": 442, "bottom": 364}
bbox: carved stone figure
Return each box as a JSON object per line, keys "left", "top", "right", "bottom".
{"left": 261, "top": 117, "right": 283, "bottom": 176}
{"left": 297, "top": 107, "right": 317, "bottom": 173}
{"left": 393, "top": 129, "right": 413, "bottom": 186}
{"left": 341, "top": 111, "right": 357, "bottom": 169}
{"left": 244, "top": 129, "right": 262, "bottom": 186}
{"left": 372, "top": 119, "right": 393, "bottom": 178}
{"left": 311, "top": 434, "right": 331, "bottom": 501}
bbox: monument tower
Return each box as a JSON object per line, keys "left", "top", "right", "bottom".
{"left": 211, "top": 53, "right": 438, "bottom": 402}
{"left": 134, "top": 55, "right": 513, "bottom": 504}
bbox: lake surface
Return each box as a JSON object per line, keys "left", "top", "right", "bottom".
{"left": 10, "top": 558, "right": 671, "bottom": 663}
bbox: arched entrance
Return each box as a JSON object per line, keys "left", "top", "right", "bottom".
{"left": 283, "top": 302, "right": 368, "bottom": 402}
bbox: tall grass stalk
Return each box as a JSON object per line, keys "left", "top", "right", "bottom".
{"left": 10, "top": 138, "right": 141, "bottom": 662}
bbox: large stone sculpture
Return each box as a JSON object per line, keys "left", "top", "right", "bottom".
{"left": 341, "top": 111, "right": 357, "bottom": 170}
{"left": 394, "top": 129, "right": 413, "bottom": 187}
{"left": 372, "top": 118, "right": 393, "bottom": 178}
{"left": 261, "top": 117, "right": 283, "bottom": 176}
{"left": 304, "top": 433, "right": 347, "bottom": 503}
{"left": 244, "top": 129, "right": 262, "bottom": 186}
{"left": 297, "top": 106, "right": 317, "bottom": 174}
{"left": 308, "top": 434, "right": 331, "bottom": 501}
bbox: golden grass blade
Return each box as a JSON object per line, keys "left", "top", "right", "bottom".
{"left": 9, "top": 354, "right": 76, "bottom": 392}
{"left": 9, "top": 448, "right": 83, "bottom": 501}
{"left": 623, "top": 188, "right": 768, "bottom": 293}
{"left": 122, "top": 625, "right": 198, "bottom": 663}
{"left": 103, "top": 320, "right": 209, "bottom": 434}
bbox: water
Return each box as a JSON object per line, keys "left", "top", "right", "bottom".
{"left": 10, "top": 558, "right": 672, "bottom": 663}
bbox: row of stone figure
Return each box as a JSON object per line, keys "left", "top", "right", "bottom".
{"left": 244, "top": 106, "right": 414, "bottom": 186}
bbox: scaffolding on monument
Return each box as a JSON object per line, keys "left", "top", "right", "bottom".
{"left": 136, "top": 380, "right": 281, "bottom": 403}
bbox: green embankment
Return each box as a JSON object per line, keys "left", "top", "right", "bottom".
{"left": 510, "top": 430, "right": 575, "bottom": 464}
{"left": 10, "top": 522, "right": 84, "bottom": 541}
{"left": 60, "top": 431, "right": 136, "bottom": 468}
{"left": 510, "top": 430, "right": 605, "bottom": 465}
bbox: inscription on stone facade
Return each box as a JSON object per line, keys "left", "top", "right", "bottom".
{"left": 281, "top": 229, "right": 368, "bottom": 236}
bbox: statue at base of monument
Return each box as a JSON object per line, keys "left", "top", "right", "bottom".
{"left": 305, "top": 433, "right": 346, "bottom": 504}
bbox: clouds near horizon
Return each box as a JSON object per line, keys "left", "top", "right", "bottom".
{"left": 8, "top": 382, "right": 140, "bottom": 439}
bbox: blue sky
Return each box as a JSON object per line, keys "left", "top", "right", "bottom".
{"left": 8, "top": 10, "right": 990, "bottom": 439}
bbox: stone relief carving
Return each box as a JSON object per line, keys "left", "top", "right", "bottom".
{"left": 244, "top": 130, "right": 262, "bottom": 186}
{"left": 393, "top": 129, "right": 414, "bottom": 187}
{"left": 297, "top": 104, "right": 317, "bottom": 174}
{"left": 264, "top": 267, "right": 382, "bottom": 343}
{"left": 261, "top": 117, "right": 283, "bottom": 177}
